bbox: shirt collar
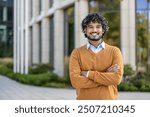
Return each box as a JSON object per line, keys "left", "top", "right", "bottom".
{"left": 87, "top": 41, "right": 105, "bottom": 49}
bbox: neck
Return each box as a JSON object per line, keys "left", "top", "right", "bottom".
{"left": 89, "top": 39, "right": 103, "bottom": 48}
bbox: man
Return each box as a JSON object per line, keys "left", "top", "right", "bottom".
{"left": 69, "top": 13, "right": 124, "bottom": 100}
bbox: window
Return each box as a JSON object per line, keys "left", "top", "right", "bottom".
{"left": 0, "top": 6, "right": 7, "bottom": 21}
{"left": 7, "top": 6, "right": 13, "bottom": 21}
{"left": 49, "top": 16, "right": 54, "bottom": 66}
{"left": 89, "top": 0, "right": 120, "bottom": 47}
{"left": 0, "top": 0, "right": 13, "bottom": 57}
{"left": 29, "top": 27, "right": 33, "bottom": 64}
{"left": 64, "top": 6, "right": 75, "bottom": 78}
{"left": 136, "top": 0, "right": 150, "bottom": 72}
{"left": 39, "top": 0, "right": 42, "bottom": 14}
{"left": 30, "top": 0, "right": 33, "bottom": 19}
{"left": 49, "top": 0, "right": 53, "bottom": 8}
{"left": 64, "top": 6, "right": 75, "bottom": 56}
{"left": 39, "top": 22, "right": 42, "bottom": 63}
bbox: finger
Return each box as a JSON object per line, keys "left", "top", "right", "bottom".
{"left": 107, "top": 67, "right": 119, "bottom": 72}
{"left": 108, "top": 65, "right": 117, "bottom": 71}
{"left": 108, "top": 64, "right": 118, "bottom": 69}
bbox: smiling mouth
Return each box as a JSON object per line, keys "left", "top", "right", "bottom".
{"left": 90, "top": 32, "right": 100, "bottom": 39}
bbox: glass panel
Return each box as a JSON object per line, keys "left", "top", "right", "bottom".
{"left": 0, "top": 6, "right": 7, "bottom": 21}
{"left": 136, "top": 0, "right": 150, "bottom": 72}
{"left": 64, "top": 6, "right": 75, "bottom": 56}
{"left": 39, "top": 22, "right": 42, "bottom": 63}
{"left": 49, "top": 0, "right": 53, "bottom": 8}
{"left": 89, "top": 0, "right": 120, "bottom": 13}
{"left": 0, "top": 25, "right": 7, "bottom": 42}
{"left": 0, "top": 0, "right": 13, "bottom": 57}
{"left": 89, "top": 0, "right": 120, "bottom": 47}
{"left": 148, "top": 3, "right": 150, "bottom": 71}
{"left": 49, "top": 16, "right": 54, "bottom": 66}
{"left": 3, "top": 6, "right": 7, "bottom": 21}
{"left": 0, "top": 6, "right": 3, "bottom": 21}
{"left": 137, "top": 0, "right": 147, "bottom": 10}
{"left": 39, "top": 0, "right": 41, "bottom": 14}
{"left": 30, "top": 0, "right": 33, "bottom": 19}
{"left": 64, "top": 6, "right": 75, "bottom": 80}
{"left": 29, "top": 27, "right": 33, "bottom": 64}
{"left": 7, "top": 6, "right": 13, "bottom": 21}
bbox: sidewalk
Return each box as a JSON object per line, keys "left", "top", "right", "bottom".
{"left": 0, "top": 75, "right": 150, "bottom": 100}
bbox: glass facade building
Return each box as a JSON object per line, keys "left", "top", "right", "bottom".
{"left": 0, "top": 0, "right": 13, "bottom": 57}
{"left": 136, "top": 0, "right": 150, "bottom": 72}
{"left": 13, "top": 0, "right": 150, "bottom": 76}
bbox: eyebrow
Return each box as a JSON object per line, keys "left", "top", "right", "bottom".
{"left": 87, "top": 24, "right": 102, "bottom": 27}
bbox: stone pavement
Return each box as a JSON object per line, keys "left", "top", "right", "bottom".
{"left": 0, "top": 75, "right": 150, "bottom": 100}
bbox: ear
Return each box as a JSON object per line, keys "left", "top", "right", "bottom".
{"left": 102, "top": 30, "right": 105, "bottom": 34}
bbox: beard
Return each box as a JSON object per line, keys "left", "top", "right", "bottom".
{"left": 86, "top": 32, "right": 102, "bottom": 41}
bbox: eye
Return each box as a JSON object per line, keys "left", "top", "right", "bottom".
{"left": 88, "top": 26, "right": 93, "bottom": 29}
{"left": 96, "top": 25, "right": 102, "bottom": 28}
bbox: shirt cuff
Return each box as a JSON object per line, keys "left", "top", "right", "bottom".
{"left": 86, "top": 71, "right": 89, "bottom": 77}
{"left": 88, "top": 71, "right": 95, "bottom": 80}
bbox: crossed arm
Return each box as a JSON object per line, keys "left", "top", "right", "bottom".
{"left": 81, "top": 64, "right": 119, "bottom": 77}
{"left": 69, "top": 48, "right": 124, "bottom": 89}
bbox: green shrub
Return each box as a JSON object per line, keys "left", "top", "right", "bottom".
{"left": 27, "top": 73, "right": 58, "bottom": 86}
{"left": 43, "top": 82, "right": 66, "bottom": 88}
{"left": 6, "top": 62, "right": 13, "bottom": 69}
{"left": 0, "top": 64, "right": 69, "bottom": 88}
{"left": 131, "top": 79, "right": 145, "bottom": 89}
{"left": 9, "top": 72, "right": 59, "bottom": 86}
{"left": 140, "top": 84, "right": 150, "bottom": 92}
{"left": 122, "top": 64, "right": 135, "bottom": 83}
{"left": 0, "top": 65, "right": 13, "bottom": 75}
{"left": 118, "top": 83, "right": 138, "bottom": 91}
{"left": 123, "top": 64, "right": 135, "bottom": 77}
{"left": 29, "top": 64, "right": 54, "bottom": 74}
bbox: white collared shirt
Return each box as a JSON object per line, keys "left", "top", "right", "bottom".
{"left": 87, "top": 41, "right": 105, "bottom": 53}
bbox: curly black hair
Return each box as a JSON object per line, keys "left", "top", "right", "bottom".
{"left": 81, "top": 13, "right": 109, "bottom": 37}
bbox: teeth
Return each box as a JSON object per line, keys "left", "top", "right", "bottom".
{"left": 95, "top": 35, "right": 99, "bottom": 39}
{"left": 91, "top": 33, "right": 97, "bottom": 37}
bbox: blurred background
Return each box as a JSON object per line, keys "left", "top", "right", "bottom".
{"left": 0, "top": 0, "right": 150, "bottom": 92}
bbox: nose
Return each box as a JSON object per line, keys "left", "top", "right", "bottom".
{"left": 93, "top": 27, "right": 97, "bottom": 32}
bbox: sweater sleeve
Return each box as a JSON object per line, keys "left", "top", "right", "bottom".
{"left": 69, "top": 49, "right": 99, "bottom": 89}
{"left": 88, "top": 47, "right": 124, "bottom": 86}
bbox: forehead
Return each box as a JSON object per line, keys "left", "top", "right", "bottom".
{"left": 87, "top": 22, "right": 101, "bottom": 26}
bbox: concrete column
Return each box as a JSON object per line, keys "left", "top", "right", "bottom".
{"left": 54, "top": 9, "right": 64, "bottom": 76}
{"left": 32, "top": 0, "right": 40, "bottom": 17}
{"left": 32, "top": 23, "right": 40, "bottom": 64}
{"left": 41, "top": 18, "right": 50, "bottom": 63}
{"left": 28, "top": 0, "right": 32, "bottom": 67}
{"left": 75, "top": 0, "right": 88, "bottom": 48}
{"left": 28, "top": 0, "right": 32, "bottom": 21}
{"left": 42, "top": 0, "right": 49, "bottom": 11}
{"left": 13, "top": 0, "right": 17, "bottom": 73}
{"left": 121, "top": 0, "right": 136, "bottom": 70}
{"left": 32, "top": 0, "right": 40, "bottom": 64}
{"left": 40, "top": 0, "right": 50, "bottom": 63}
{"left": 20, "top": 0, "right": 24, "bottom": 74}
{"left": 16, "top": 0, "right": 21, "bottom": 72}
{"left": 28, "top": 27, "right": 32, "bottom": 66}
{"left": 25, "top": 0, "right": 29, "bottom": 74}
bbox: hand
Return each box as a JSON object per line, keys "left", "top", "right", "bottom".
{"left": 81, "top": 71, "right": 88, "bottom": 77}
{"left": 107, "top": 64, "right": 119, "bottom": 72}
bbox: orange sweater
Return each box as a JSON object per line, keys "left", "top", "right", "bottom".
{"left": 69, "top": 43, "right": 124, "bottom": 100}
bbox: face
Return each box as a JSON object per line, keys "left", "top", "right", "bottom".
{"left": 84, "top": 22, "right": 103, "bottom": 41}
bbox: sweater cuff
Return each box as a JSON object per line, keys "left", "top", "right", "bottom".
{"left": 88, "top": 71, "right": 94, "bottom": 80}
